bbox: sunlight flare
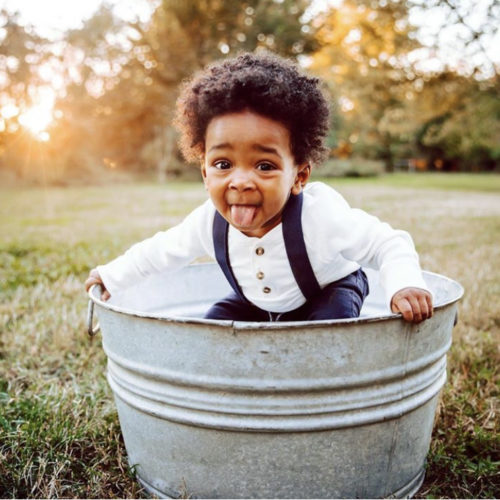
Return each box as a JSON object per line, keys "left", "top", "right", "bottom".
{"left": 19, "top": 103, "right": 53, "bottom": 140}
{"left": 17, "top": 87, "right": 56, "bottom": 141}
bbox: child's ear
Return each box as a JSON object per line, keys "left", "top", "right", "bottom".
{"left": 201, "top": 162, "right": 208, "bottom": 188}
{"left": 291, "top": 163, "right": 311, "bottom": 195}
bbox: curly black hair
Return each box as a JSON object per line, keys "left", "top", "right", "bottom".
{"left": 174, "top": 51, "right": 330, "bottom": 166}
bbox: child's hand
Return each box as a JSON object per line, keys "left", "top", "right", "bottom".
{"left": 390, "top": 288, "right": 433, "bottom": 323}
{"left": 85, "top": 268, "right": 111, "bottom": 301}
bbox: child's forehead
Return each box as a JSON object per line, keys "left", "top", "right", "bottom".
{"left": 207, "top": 110, "right": 290, "bottom": 135}
{"left": 205, "top": 110, "right": 292, "bottom": 147}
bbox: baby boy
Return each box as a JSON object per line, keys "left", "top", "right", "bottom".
{"left": 85, "top": 52, "right": 433, "bottom": 323}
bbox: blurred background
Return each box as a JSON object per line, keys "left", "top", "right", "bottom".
{"left": 0, "top": 0, "right": 499, "bottom": 185}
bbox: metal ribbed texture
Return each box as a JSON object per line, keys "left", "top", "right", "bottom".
{"left": 90, "top": 264, "right": 463, "bottom": 499}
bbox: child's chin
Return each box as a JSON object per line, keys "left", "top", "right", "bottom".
{"left": 236, "top": 224, "right": 262, "bottom": 237}
{"left": 238, "top": 225, "right": 256, "bottom": 235}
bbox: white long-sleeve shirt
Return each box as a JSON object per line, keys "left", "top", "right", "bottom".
{"left": 97, "top": 182, "right": 429, "bottom": 312}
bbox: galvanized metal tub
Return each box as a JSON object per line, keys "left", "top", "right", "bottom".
{"left": 88, "top": 264, "right": 463, "bottom": 499}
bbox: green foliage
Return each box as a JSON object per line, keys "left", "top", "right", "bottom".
{"left": 310, "top": 0, "right": 420, "bottom": 169}
{"left": 309, "top": 1, "right": 499, "bottom": 172}
{"left": 55, "top": 0, "right": 318, "bottom": 178}
{"left": 154, "top": 0, "right": 317, "bottom": 65}
{"left": 0, "top": 10, "right": 45, "bottom": 96}
{"left": 419, "top": 80, "right": 500, "bottom": 170}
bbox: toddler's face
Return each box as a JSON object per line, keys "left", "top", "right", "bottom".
{"left": 202, "top": 110, "right": 309, "bottom": 238}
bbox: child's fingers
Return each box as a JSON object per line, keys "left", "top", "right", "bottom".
{"left": 426, "top": 293, "right": 434, "bottom": 317}
{"left": 84, "top": 276, "right": 99, "bottom": 292}
{"left": 85, "top": 277, "right": 110, "bottom": 300}
{"left": 392, "top": 288, "right": 434, "bottom": 323}
{"left": 393, "top": 297, "right": 414, "bottom": 322}
{"left": 412, "top": 291, "right": 433, "bottom": 323}
{"left": 85, "top": 269, "right": 103, "bottom": 291}
{"left": 418, "top": 294, "right": 432, "bottom": 321}
{"left": 406, "top": 294, "right": 422, "bottom": 323}
{"left": 416, "top": 296, "right": 429, "bottom": 322}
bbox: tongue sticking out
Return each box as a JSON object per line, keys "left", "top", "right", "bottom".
{"left": 231, "top": 205, "right": 257, "bottom": 226}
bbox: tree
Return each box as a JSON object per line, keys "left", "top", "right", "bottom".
{"left": 0, "top": 10, "right": 48, "bottom": 174}
{"left": 415, "top": 76, "right": 500, "bottom": 170}
{"left": 309, "top": 0, "right": 421, "bottom": 170}
{"left": 407, "top": 0, "right": 499, "bottom": 78}
{"left": 58, "top": 0, "right": 319, "bottom": 180}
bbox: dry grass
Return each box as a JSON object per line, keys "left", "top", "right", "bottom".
{"left": 1, "top": 174, "right": 498, "bottom": 498}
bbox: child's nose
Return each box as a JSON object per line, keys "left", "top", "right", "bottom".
{"left": 229, "top": 168, "right": 255, "bottom": 191}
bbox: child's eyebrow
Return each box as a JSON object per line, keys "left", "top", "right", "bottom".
{"left": 252, "top": 144, "right": 282, "bottom": 158}
{"left": 207, "top": 142, "right": 282, "bottom": 159}
{"left": 208, "top": 143, "right": 233, "bottom": 153}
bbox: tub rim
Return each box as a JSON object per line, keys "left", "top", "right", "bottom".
{"left": 88, "top": 263, "right": 464, "bottom": 330}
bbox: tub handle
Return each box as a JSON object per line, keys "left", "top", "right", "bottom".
{"left": 87, "top": 295, "right": 101, "bottom": 337}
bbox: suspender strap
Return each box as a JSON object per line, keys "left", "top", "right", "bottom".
{"left": 282, "top": 192, "right": 321, "bottom": 301}
{"left": 213, "top": 211, "right": 249, "bottom": 303}
{"left": 212, "top": 192, "right": 321, "bottom": 303}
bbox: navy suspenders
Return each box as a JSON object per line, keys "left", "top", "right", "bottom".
{"left": 281, "top": 191, "right": 322, "bottom": 300}
{"left": 212, "top": 192, "right": 321, "bottom": 303}
{"left": 213, "top": 209, "right": 248, "bottom": 303}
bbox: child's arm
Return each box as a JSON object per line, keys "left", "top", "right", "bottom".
{"left": 390, "top": 287, "right": 433, "bottom": 323}
{"left": 84, "top": 201, "right": 214, "bottom": 299}
{"left": 306, "top": 184, "right": 433, "bottom": 322}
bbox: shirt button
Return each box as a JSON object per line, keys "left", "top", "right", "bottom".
{"left": 263, "top": 286, "right": 271, "bottom": 294}
{"left": 256, "top": 271, "right": 265, "bottom": 280}
{"left": 255, "top": 247, "right": 265, "bottom": 256}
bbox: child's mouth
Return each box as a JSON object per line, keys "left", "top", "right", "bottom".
{"left": 231, "top": 205, "right": 258, "bottom": 226}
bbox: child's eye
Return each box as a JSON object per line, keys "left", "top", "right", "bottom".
{"left": 257, "top": 162, "right": 276, "bottom": 171}
{"left": 214, "top": 160, "right": 231, "bottom": 170}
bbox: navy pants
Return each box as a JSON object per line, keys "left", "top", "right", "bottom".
{"left": 205, "top": 269, "right": 369, "bottom": 322}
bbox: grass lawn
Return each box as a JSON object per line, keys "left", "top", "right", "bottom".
{"left": 1, "top": 174, "right": 498, "bottom": 498}
{"left": 315, "top": 171, "right": 500, "bottom": 192}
